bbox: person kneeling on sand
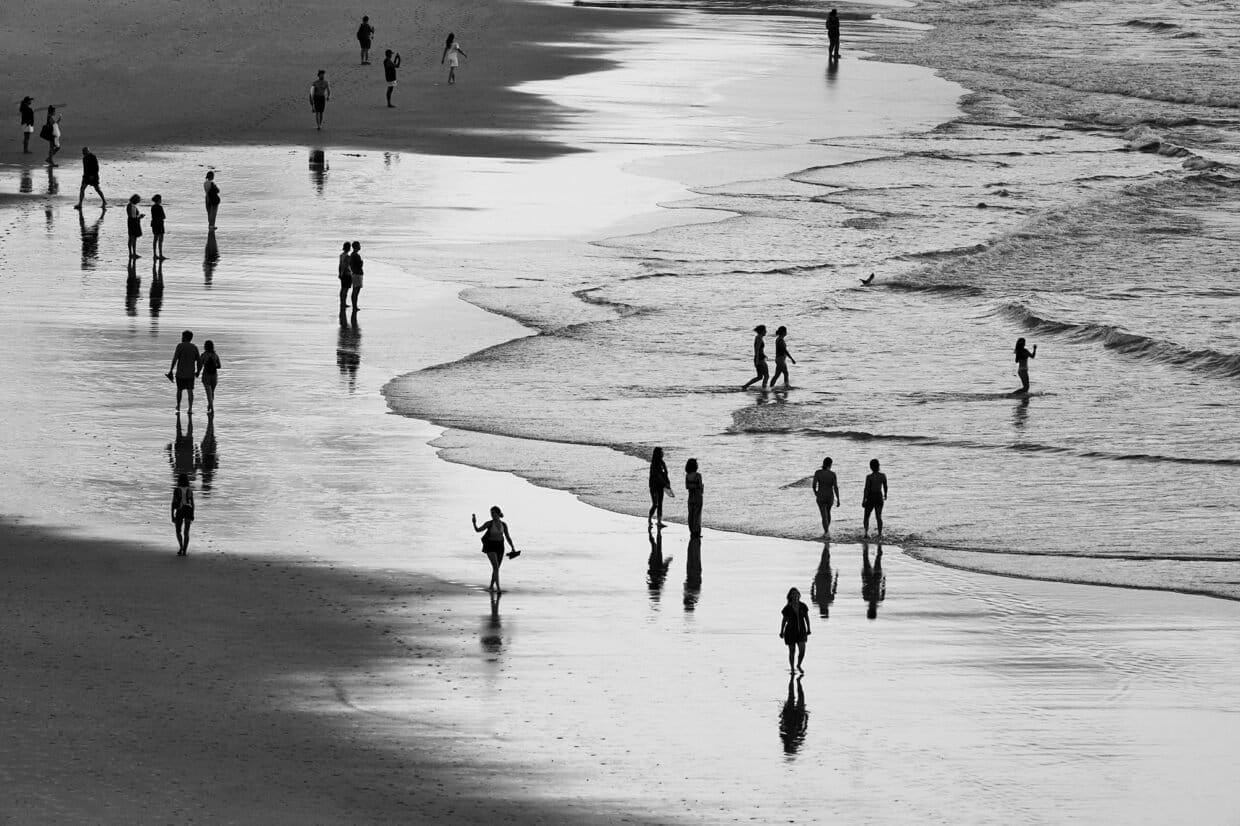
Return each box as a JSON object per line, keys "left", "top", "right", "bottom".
{"left": 472, "top": 506, "right": 519, "bottom": 592}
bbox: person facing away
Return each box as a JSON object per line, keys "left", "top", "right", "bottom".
{"left": 441, "top": 33, "right": 468, "bottom": 85}
{"left": 171, "top": 472, "right": 195, "bottom": 556}
{"left": 862, "top": 458, "right": 887, "bottom": 538}
{"left": 383, "top": 50, "right": 402, "bottom": 107}
{"left": 203, "top": 170, "right": 220, "bottom": 230}
{"left": 125, "top": 194, "right": 144, "bottom": 259}
{"left": 811, "top": 457, "right": 840, "bottom": 536}
{"left": 197, "top": 339, "right": 221, "bottom": 414}
{"left": 684, "top": 457, "right": 703, "bottom": 537}
{"left": 826, "top": 9, "right": 841, "bottom": 61}
{"left": 74, "top": 146, "right": 106, "bottom": 209}
{"left": 779, "top": 587, "right": 811, "bottom": 672}
{"left": 742, "top": 324, "right": 769, "bottom": 390}
{"left": 648, "top": 446, "right": 672, "bottom": 527}
{"left": 357, "top": 15, "right": 375, "bottom": 64}
{"left": 338, "top": 241, "right": 353, "bottom": 306}
{"left": 20, "top": 96, "right": 35, "bottom": 153}
{"left": 167, "top": 330, "right": 201, "bottom": 413}
{"left": 42, "top": 105, "right": 61, "bottom": 165}
{"left": 1014, "top": 337, "right": 1037, "bottom": 394}
{"left": 309, "top": 70, "right": 330, "bottom": 129}
{"left": 472, "top": 506, "right": 519, "bottom": 592}
{"left": 150, "top": 194, "right": 166, "bottom": 259}
{"left": 861, "top": 542, "right": 885, "bottom": 619}
{"left": 348, "top": 241, "right": 364, "bottom": 308}
{"left": 771, "top": 325, "right": 796, "bottom": 389}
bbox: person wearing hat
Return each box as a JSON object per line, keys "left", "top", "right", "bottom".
{"left": 19, "top": 97, "right": 35, "bottom": 153}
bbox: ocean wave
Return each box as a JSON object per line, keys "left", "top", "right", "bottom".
{"left": 1123, "top": 19, "right": 1183, "bottom": 34}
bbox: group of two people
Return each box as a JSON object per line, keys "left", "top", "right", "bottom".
{"left": 166, "top": 329, "right": 222, "bottom": 416}
{"left": 648, "top": 448, "right": 705, "bottom": 537}
{"left": 337, "top": 241, "right": 366, "bottom": 308}
{"left": 20, "top": 97, "right": 61, "bottom": 164}
{"left": 811, "top": 457, "right": 887, "bottom": 538}
{"left": 743, "top": 325, "right": 796, "bottom": 390}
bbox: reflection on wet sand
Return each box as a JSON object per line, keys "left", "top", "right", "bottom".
{"left": 309, "top": 149, "right": 328, "bottom": 196}
{"left": 168, "top": 413, "right": 199, "bottom": 481}
{"left": 862, "top": 543, "right": 886, "bottom": 620}
{"left": 79, "top": 208, "right": 103, "bottom": 270}
{"left": 481, "top": 591, "right": 503, "bottom": 657}
{"left": 810, "top": 543, "right": 838, "bottom": 619}
{"left": 337, "top": 307, "right": 361, "bottom": 392}
{"left": 149, "top": 259, "right": 164, "bottom": 319}
{"left": 203, "top": 230, "right": 219, "bottom": 286}
{"left": 778, "top": 675, "right": 808, "bottom": 758}
{"left": 683, "top": 535, "right": 702, "bottom": 611}
{"left": 125, "top": 259, "right": 140, "bottom": 316}
{"left": 45, "top": 166, "right": 58, "bottom": 197}
{"left": 20, "top": 170, "right": 33, "bottom": 193}
{"left": 646, "top": 524, "right": 671, "bottom": 604}
{"left": 1013, "top": 394, "right": 1030, "bottom": 430}
{"left": 200, "top": 413, "right": 218, "bottom": 492}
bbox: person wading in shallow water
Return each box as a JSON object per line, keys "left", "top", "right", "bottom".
{"left": 473, "top": 506, "right": 519, "bottom": 592}
{"left": 812, "top": 456, "right": 840, "bottom": 536}
{"left": 862, "top": 458, "right": 887, "bottom": 538}
{"left": 742, "top": 325, "right": 769, "bottom": 390}
{"left": 1014, "top": 337, "right": 1037, "bottom": 394}
{"left": 771, "top": 325, "right": 796, "bottom": 389}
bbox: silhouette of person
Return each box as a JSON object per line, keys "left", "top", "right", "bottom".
{"left": 337, "top": 241, "right": 353, "bottom": 306}
{"left": 472, "top": 506, "right": 518, "bottom": 593}
{"left": 20, "top": 96, "right": 35, "bottom": 153}
{"left": 171, "top": 472, "right": 195, "bottom": 556}
{"left": 203, "top": 171, "right": 220, "bottom": 230}
{"left": 826, "top": 9, "right": 841, "bottom": 61}
{"left": 348, "top": 241, "right": 364, "bottom": 309}
{"left": 149, "top": 194, "right": 166, "bottom": 259}
{"left": 167, "top": 330, "right": 201, "bottom": 414}
{"left": 309, "top": 70, "right": 330, "bottom": 130}
{"left": 647, "top": 524, "right": 671, "bottom": 602}
{"left": 481, "top": 591, "right": 503, "bottom": 656}
{"left": 383, "top": 50, "right": 402, "bottom": 107}
{"left": 779, "top": 587, "right": 811, "bottom": 672}
{"left": 43, "top": 106, "right": 61, "bottom": 166}
{"left": 684, "top": 458, "right": 703, "bottom": 537}
{"left": 742, "top": 325, "right": 769, "bottom": 390}
{"left": 648, "top": 446, "right": 672, "bottom": 527}
{"left": 197, "top": 339, "right": 221, "bottom": 414}
{"left": 862, "top": 458, "right": 887, "bottom": 538}
{"left": 778, "top": 675, "right": 808, "bottom": 756}
{"left": 149, "top": 259, "right": 164, "bottom": 317}
{"left": 811, "top": 457, "right": 840, "bottom": 536}
{"left": 771, "top": 326, "right": 796, "bottom": 389}
{"left": 1014, "top": 337, "right": 1037, "bottom": 394}
{"left": 683, "top": 535, "right": 702, "bottom": 611}
{"left": 810, "top": 543, "right": 838, "bottom": 618}
{"left": 74, "top": 147, "right": 106, "bottom": 210}
{"left": 125, "top": 193, "right": 144, "bottom": 259}
{"left": 441, "top": 33, "right": 467, "bottom": 85}
{"left": 862, "top": 542, "right": 885, "bottom": 619}
{"left": 357, "top": 15, "right": 375, "bottom": 65}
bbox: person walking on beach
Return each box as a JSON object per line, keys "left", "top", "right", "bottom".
{"left": 125, "top": 194, "right": 144, "bottom": 258}
{"left": 348, "top": 241, "right": 365, "bottom": 308}
{"left": 337, "top": 241, "right": 353, "bottom": 306}
{"left": 74, "top": 147, "right": 106, "bottom": 209}
{"left": 150, "top": 194, "right": 166, "bottom": 259}
{"left": 472, "top": 506, "right": 519, "bottom": 593}
{"left": 1014, "top": 337, "right": 1037, "bottom": 394}
{"left": 441, "top": 33, "right": 467, "bottom": 85}
{"left": 826, "top": 9, "right": 841, "bottom": 61}
{"left": 20, "top": 96, "right": 35, "bottom": 153}
{"left": 779, "top": 587, "right": 811, "bottom": 672}
{"left": 171, "top": 472, "right": 195, "bottom": 555}
{"left": 383, "top": 50, "right": 401, "bottom": 107}
{"left": 203, "top": 171, "right": 220, "bottom": 230}
{"left": 771, "top": 325, "right": 796, "bottom": 389}
{"left": 811, "top": 457, "right": 840, "bottom": 536}
{"left": 309, "top": 70, "right": 331, "bottom": 129}
{"left": 648, "top": 447, "right": 673, "bottom": 527}
{"left": 685, "top": 458, "right": 704, "bottom": 537}
{"left": 167, "top": 330, "right": 201, "bottom": 414}
{"left": 357, "top": 15, "right": 375, "bottom": 65}
{"left": 41, "top": 105, "right": 61, "bottom": 165}
{"left": 862, "top": 458, "right": 887, "bottom": 538}
{"left": 742, "top": 325, "right": 770, "bottom": 390}
{"left": 197, "top": 340, "right": 221, "bottom": 414}
{"left": 862, "top": 542, "right": 885, "bottom": 619}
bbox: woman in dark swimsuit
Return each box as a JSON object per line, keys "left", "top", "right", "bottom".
{"left": 771, "top": 325, "right": 797, "bottom": 389}
{"left": 648, "top": 447, "right": 671, "bottom": 527}
{"left": 779, "top": 587, "right": 811, "bottom": 672}
{"left": 125, "top": 194, "right": 144, "bottom": 258}
{"left": 1014, "top": 337, "right": 1037, "bottom": 394}
{"left": 742, "top": 325, "right": 769, "bottom": 390}
{"left": 472, "top": 506, "right": 518, "bottom": 593}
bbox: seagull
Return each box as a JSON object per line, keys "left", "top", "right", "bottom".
{"left": 859, "top": 273, "right": 875, "bottom": 285}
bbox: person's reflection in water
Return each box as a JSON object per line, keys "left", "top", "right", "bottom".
{"left": 862, "top": 542, "right": 886, "bottom": 619}
{"left": 480, "top": 591, "right": 503, "bottom": 658}
{"left": 167, "top": 413, "right": 200, "bottom": 480}
{"left": 778, "top": 675, "right": 808, "bottom": 758}
{"left": 46, "top": 166, "right": 59, "bottom": 196}
{"left": 20, "top": 170, "right": 34, "bottom": 193}
{"left": 683, "top": 535, "right": 702, "bottom": 611}
{"left": 337, "top": 306, "right": 361, "bottom": 392}
{"left": 810, "top": 543, "right": 838, "bottom": 619}
{"left": 203, "top": 230, "right": 219, "bottom": 286}
{"left": 1013, "top": 393, "right": 1030, "bottom": 430}
{"left": 79, "top": 207, "right": 103, "bottom": 270}
{"left": 647, "top": 524, "right": 671, "bottom": 604}
{"left": 149, "top": 258, "right": 164, "bottom": 318}
{"left": 199, "top": 412, "right": 218, "bottom": 492}
{"left": 125, "top": 258, "right": 140, "bottom": 316}
{"left": 825, "top": 58, "right": 839, "bottom": 85}
{"left": 309, "top": 149, "right": 328, "bottom": 195}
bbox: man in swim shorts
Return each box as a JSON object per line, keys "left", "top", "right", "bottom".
{"left": 309, "top": 70, "right": 330, "bottom": 130}
{"left": 811, "top": 457, "right": 840, "bottom": 536}
{"left": 862, "top": 458, "right": 887, "bottom": 538}
{"left": 383, "top": 49, "right": 402, "bottom": 108}
{"left": 357, "top": 16, "right": 374, "bottom": 65}
{"left": 167, "top": 330, "right": 201, "bottom": 414}
{"left": 75, "top": 147, "right": 106, "bottom": 210}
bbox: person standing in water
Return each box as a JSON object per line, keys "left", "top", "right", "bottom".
{"left": 203, "top": 171, "right": 221, "bottom": 230}
{"left": 171, "top": 472, "right": 195, "bottom": 555}
{"left": 20, "top": 97, "right": 35, "bottom": 153}
{"left": 771, "top": 325, "right": 796, "bottom": 389}
{"left": 441, "top": 33, "right": 467, "bottom": 84}
{"left": 862, "top": 458, "right": 887, "bottom": 538}
{"left": 125, "top": 194, "right": 144, "bottom": 258}
{"left": 150, "top": 194, "right": 166, "bottom": 259}
{"left": 811, "top": 457, "right": 840, "bottom": 536}
{"left": 348, "top": 241, "right": 364, "bottom": 308}
{"left": 685, "top": 458, "right": 704, "bottom": 537}
{"left": 779, "top": 587, "right": 811, "bottom": 672}
{"left": 826, "top": 9, "right": 841, "bottom": 61}
{"left": 648, "top": 446, "right": 672, "bottom": 527}
{"left": 742, "top": 325, "right": 769, "bottom": 390}
{"left": 357, "top": 16, "right": 375, "bottom": 64}
{"left": 383, "top": 49, "right": 401, "bottom": 107}
{"left": 197, "top": 340, "right": 221, "bottom": 414}
{"left": 167, "top": 330, "right": 201, "bottom": 414}
{"left": 472, "top": 506, "right": 519, "bottom": 593}
{"left": 74, "top": 147, "right": 106, "bottom": 209}
{"left": 1014, "top": 337, "right": 1037, "bottom": 394}
{"left": 309, "top": 70, "right": 331, "bottom": 129}
{"left": 337, "top": 241, "right": 353, "bottom": 306}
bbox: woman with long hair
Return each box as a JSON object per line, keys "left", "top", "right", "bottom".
{"left": 472, "top": 506, "right": 518, "bottom": 592}
{"left": 1014, "top": 337, "right": 1037, "bottom": 394}
{"left": 648, "top": 447, "right": 672, "bottom": 527}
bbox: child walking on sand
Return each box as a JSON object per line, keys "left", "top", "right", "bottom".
{"left": 472, "top": 506, "right": 519, "bottom": 592}
{"left": 779, "top": 587, "right": 811, "bottom": 672}
{"left": 171, "top": 473, "right": 195, "bottom": 555}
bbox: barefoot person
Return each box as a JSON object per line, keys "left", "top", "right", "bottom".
{"left": 41, "top": 105, "right": 61, "bottom": 166}
{"left": 472, "top": 506, "right": 518, "bottom": 592}
{"left": 779, "top": 587, "right": 811, "bottom": 672}
{"left": 74, "top": 147, "right": 106, "bottom": 209}
{"left": 741, "top": 325, "right": 769, "bottom": 390}
{"left": 356, "top": 15, "right": 375, "bottom": 64}
{"left": 862, "top": 458, "right": 887, "bottom": 538}
{"left": 383, "top": 50, "right": 401, "bottom": 107}
{"left": 771, "top": 325, "right": 796, "bottom": 389}
{"left": 348, "top": 241, "right": 365, "bottom": 308}
{"left": 811, "top": 457, "right": 840, "bottom": 536}
{"left": 1014, "top": 337, "right": 1037, "bottom": 394}
{"left": 826, "top": 9, "right": 841, "bottom": 61}
{"left": 19, "top": 96, "right": 35, "bottom": 153}
{"left": 648, "top": 446, "right": 672, "bottom": 527}
{"left": 150, "top": 194, "right": 166, "bottom": 259}
{"left": 171, "top": 472, "right": 195, "bottom": 555}
{"left": 441, "top": 33, "right": 467, "bottom": 84}
{"left": 685, "top": 458, "right": 704, "bottom": 537}
{"left": 337, "top": 241, "right": 353, "bottom": 306}
{"left": 125, "top": 194, "right": 144, "bottom": 258}
{"left": 197, "top": 340, "right": 221, "bottom": 414}
{"left": 309, "top": 70, "right": 331, "bottom": 129}
{"left": 203, "top": 170, "right": 220, "bottom": 230}
{"left": 166, "top": 330, "right": 201, "bottom": 413}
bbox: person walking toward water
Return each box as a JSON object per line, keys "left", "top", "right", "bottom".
{"left": 742, "top": 325, "right": 769, "bottom": 390}
{"left": 338, "top": 241, "right": 353, "bottom": 306}
{"left": 20, "top": 96, "right": 35, "bottom": 153}
{"left": 125, "top": 194, "right": 144, "bottom": 258}
{"left": 1014, "top": 337, "right": 1037, "bottom": 394}
{"left": 441, "top": 33, "right": 467, "bottom": 84}
{"left": 771, "top": 325, "right": 796, "bottom": 389}
{"left": 203, "top": 171, "right": 220, "bottom": 230}
{"left": 197, "top": 340, "right": 221, "bottom": 414}
{"left": 74, "top": 147, "right": 106, "bottom": 209}
{"left": 167, "top": 330, "right": 201, "bottom": 414}
{"left": 811, "top": 457, "right": 840, "bottom": 536}
{"left": 41, "top": 105, "right": 61, "bottom": 165}
{"left": 348, "top": 241, "right": 365, "bottom": 308}
{"left": 357, "top": 16, "right": 375, "bottom": 65}
{"left": 150, "top": 194, "right": 166, "bottom": 259}
{"left": 862, "top": 458, "right": 887, "bottom": 538}
{"left": 779, "top": 587, "right": 811, "bottom": 672}
{"left": 472, "top": 506, "right": 519, "bottom": 592}
{"left": 826, "top": 9, "right": 841, "bottom": 61}
{"left": 309, "top": 70, "right": 331, "bottom": 129}
{"left": 383, "top": 50, "right": 401, "bottom": 107}
{"left": 648, "top": 446, "right": 673, "bottom": 527}
{"left": 685, "top": 458, "right": 704, "bottom": 537}
{"left": 171, "top": 472, "right": 195, "bottom": 555}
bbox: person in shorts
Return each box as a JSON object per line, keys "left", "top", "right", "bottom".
{"left": 348, "top": 240, "right": 365, "bottom": 308}
{"left": 337, "top": 241, "right": 353, "bottom": 306}
{"left": 862, "top": 458, "right": 887, "bottom": 538}
{"left": 811, "top": 456, "right": 840, "bottom": 536}
{"left": 42, "top": 105, "right": 61, "bottom": 166}
{"left": 309, "top": 70, "right": 330, "bottom": 129}
{"left": 20, "top": 96, "right": 35, "bottom": 153}
{"left": 75, "top": 146, "right": 106, "bottom": 209}
{"left": 167, "top": 330, "right": 201, "bottom": 413}
{"left": 149, "top": 194, "right": 166, "bottom": 259}
{"left": 472, "top": 506, "right": 519, "bottom": 593}
{"left": 383, "top": 50, "right": 401, "bottom": 107}
{"left": 357, "top": 16, "right": 375, "bottom": 65}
